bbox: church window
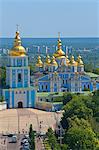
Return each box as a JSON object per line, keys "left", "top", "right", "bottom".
{"left": 46, "top": 85, "right": 47, "bottom": 90}
{"left": 88, "top": 84, "right": 90, "bottom": 89}
{"left": 66, "top": 80, "right": 67, "bottom": 84}
{"left": 42, "top": 85, "right": 43, "bottom": 90}
{"left": 18, "top": 73, "right": 22, "bottom": 82}
{"left": 24, "top": 91, "right": 25, "bottom": 94}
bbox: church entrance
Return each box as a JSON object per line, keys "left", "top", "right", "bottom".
{"left": 18, "top": 101, "right": 23, "bottom": 108}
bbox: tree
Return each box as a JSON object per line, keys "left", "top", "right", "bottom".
{"left": 0, "top": 96, "right": 4, "bottom": 102}
{"left": 46, "top": 128, "right": 60, "bottom": 150}
{"left": 61, "top": 96, "right": 93, "bottom": 129}
{"left": 29, "top": 124, "right": 35, "bottom": 150}
{"left": 0, "top": 67, "right": 6, "bottom": 88}
{"left": 63, "top": 126, "right": 97, "bottom": 150}
{"left": 63, "top": 93, "right": 73, "bottom": 105}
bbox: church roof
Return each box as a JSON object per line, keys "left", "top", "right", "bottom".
{"left": 9, "top": 30, "right": 26, "bottom": 57}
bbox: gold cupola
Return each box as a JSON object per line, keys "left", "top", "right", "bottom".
{"left": 53, "top": 33, "right": 65, "bottom": 59}
{"left": 9, "top": 29, "right": 26, "bottom": 57}
{"left": 45, "top": 55, "right": 51, "bottom": 66}
{"left": 77, "top": 55, "right": 84, "bottom": 66}
{"left": 66, "top": 55, "right": 70, "bottom": 65}
{"left": 51, "top": 56, "right": 58, "bottom": 67}
{"left": 36, "top": 56, "right": 43, "bottom": 67}
{"left": 69, "top": 55, "right": 77, "bottom": 66}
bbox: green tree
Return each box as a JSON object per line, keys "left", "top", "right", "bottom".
{"left": 63, "top": 93, "right": 73, "bottom": 105}
{"left": 0, "top": 67, "right": 6, "bottom": 87}
{"left": 64, "top": 126, "right": 96, "bottom": 150}
{"left": 29, "top": 124, "right": 35, "bottom": 150}
{"left": 0, "top": 96, "right": 4, "bottom": 102}
{"left": 46, "top": 128, "right": 60, "bottom": 150}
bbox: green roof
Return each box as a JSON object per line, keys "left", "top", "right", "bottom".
{"left": 85, "top": 72, "right": 99, "bottom": 78}
{"left": 37, "top": 92, "right": 64, "bottom": 97}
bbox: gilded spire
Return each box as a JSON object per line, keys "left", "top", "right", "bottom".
{"left": 77, "top": 55, "right": 84, "bottom": 66}
{"left": 51, "top": 56, "right": 58, "bottom": 66}
{"left": 36, "top": 56, "right": 43, "bottom": 67}
{"left": 69, "top": 55, "right": 77, "bottom": 66}
{"left": 14, "top": 30, "right": 21, "bottom": 47}
{"left": 53, "top": 33, "right": 65, "bottom": 59}
{"left": 66, "top": 55, "right": 70, "bottom": 65}
{"left": 45, "top": 55, "right": 51, "bottom": 66}
{"left": 9, "top": 27, "right": 26, "bottom": 56}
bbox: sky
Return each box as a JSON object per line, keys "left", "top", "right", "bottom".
{"left": 0, "top": 0, "right": 99, "bottom": 38}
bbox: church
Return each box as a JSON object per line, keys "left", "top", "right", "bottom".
{"left": 2, "top": 30, "right": 36, "bottom": 108}
{"left": 35, "top": 34, "right": 99, "bottom": 93}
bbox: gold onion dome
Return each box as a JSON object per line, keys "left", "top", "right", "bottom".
{"left": 69, "top": 55, "right": 77, "bottom": 66}
{"left": 36, "top": 56, "right": 43, "bottom": 67}
{"left": 9, "top": 30, "right": 26, "bottom": 56}
{"left": 77, "top": 55, "right": 84, "bottom": 66}
{"left": 51, "top": 56, "right": 58, "bottom": 66}
{"left": 45, "top": 55, "right": 51, "bottom": 66}
{"left": 53, "top": 34, "right": 65, "bottom": 59}
{"left": 66, "top": 55, "right": 70, "bottom": 65}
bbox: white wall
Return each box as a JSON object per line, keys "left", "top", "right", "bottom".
{"left": 0, "top": 102, "right": 7, "bottom": 110}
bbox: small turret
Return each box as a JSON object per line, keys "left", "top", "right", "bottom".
{"left": 36, "top": 56, "right": 43, "bottom": 67}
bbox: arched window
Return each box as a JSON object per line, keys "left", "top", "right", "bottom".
{"left": 88, "top": 84, "right": 90, "bottom": 89}
{"left": 42, "top": 85, "right": 43, "bottom": 90}
{"left": 84, "top": 85, "right": 86, "bottom": 88}
{"left": 46, "top": 85, "right": 47, "bottom": 90}
{"left": 18, "top": 73, "right": 22, "bottom": 82}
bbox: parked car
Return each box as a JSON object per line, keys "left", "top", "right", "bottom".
{"left": 11, "top": 135, "right": 17, "bottom": 143}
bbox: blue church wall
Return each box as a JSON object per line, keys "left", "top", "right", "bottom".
{"left": 27, "top": 91, "right": 29, "bottom": 107}
{"left": 24, "top": 58, "right": 26, "bottom": 66}
{"left": 39, "top": 82, "right": 50, "bottom": 92}
{"left": 12, "top": 91, "right": 14, "bottom": 108}
{"left": 31, "top": 90, "right": 36, "bottom": 107}
{"left": 17, "top": 82, "right": 23, "bottom": 88}
{"left": 82, "top": 82, "right": 90, "bottom": 90}
{"left": 96, "top": 82, "right": 99, "bottom": 90}
{"left": 54, "top": 84, "right": 57, "bottom": 92}
{"left": 17, "top": 59, "right": 22, "bottom": 67}
{"left": 5, "top": 91, "right": 10, "bottom": 107}
{"left": 90, "top": 83, "right": 93, "bottom": 91}
{"left": 24, "top": 82, "right": 28, "bottom": 87}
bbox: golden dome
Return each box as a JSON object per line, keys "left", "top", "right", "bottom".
{"left": 45, "top": 55, "right": 51, "bottom": 66}
{"left": 77, "top": 55, "right": 84, "bottom": 66}
{"left": 53, "top": 34, "right": 65, "bottom": 59}
{"left": 51, "top": 56, "right": 58, "bottom": 66}
{"left": 9, "top": 30, "right": 26, "bottom": 56}
{"left": 36, "top": 56, "right": 43, "bottom": 67}
{"left": 69, "top": 55, "right": 77, "bottom": 66}
{"left": 66, "top": 55, "right": 70, "bottom": 65}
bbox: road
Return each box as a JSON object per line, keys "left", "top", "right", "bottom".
{"left": 35, "top": 137, "right": 45, "bottom": 150}
{"left": 0, "top": 134, "right": 24, "bottom": 150}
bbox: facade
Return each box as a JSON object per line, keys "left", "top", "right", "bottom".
{"left": 36, "top": 35, "right": 99, "bottom": 93}
{"left": 2, "top": 30, "right": 36, "bottom": 108}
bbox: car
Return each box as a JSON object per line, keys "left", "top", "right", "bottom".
{"left": 8, "top": 133, "right": 14, "bottom": 137}
{"left": 10, "top": 135, "right": 17, "bottom": 143}
{"left": 21, "top": 139, "right": 28, "bottom": 145}
{"left": 23, "top": 143, "right": 29, "bottom": 149}
{"left": 24, "top": 134, "right": 29, "bottom": 139}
